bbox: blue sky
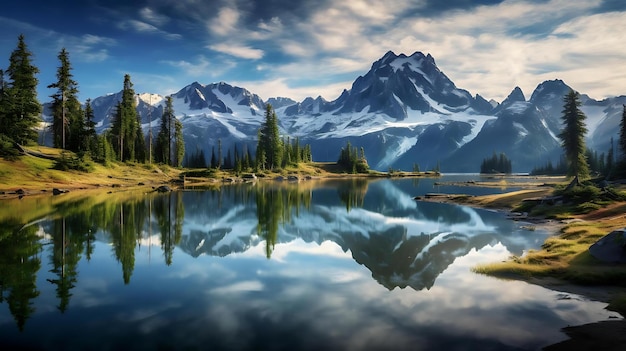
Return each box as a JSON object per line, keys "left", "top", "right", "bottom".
{"left": 1, "top": 0, "right": 624, "bottom": 103}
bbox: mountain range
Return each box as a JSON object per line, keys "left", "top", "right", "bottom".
{"left": 42, "top": 51, "right": 626, "bottom": 172}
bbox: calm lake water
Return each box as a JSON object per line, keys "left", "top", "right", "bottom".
{"left": 0, "top": 175, "right": 621, "bottom": 350}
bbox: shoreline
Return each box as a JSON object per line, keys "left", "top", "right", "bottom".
{"left": 2, "top": 168, "right": 625, "bottom": 347}
{"left": 417, "top": 186, "right": 626, "bottom": 350}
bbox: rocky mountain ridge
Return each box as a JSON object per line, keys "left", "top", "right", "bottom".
{"left": 41, "top": 51, "right": 626, "bottom": 172}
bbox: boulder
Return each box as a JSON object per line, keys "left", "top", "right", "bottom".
{"left": 52, "top": 188, "right": 69, "bottom": 195}
{"left": 589, "top": 229, "right": 626, "bottom": 263}
{"left": 156, "top": 185, "right": 172, "bottom": 193}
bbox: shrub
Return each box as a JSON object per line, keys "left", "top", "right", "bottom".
{"left": 53, "top": 152, "right": 95, "bottom": 172}
{"left": 0, "top": 135, "right": 21, "bottom": 160}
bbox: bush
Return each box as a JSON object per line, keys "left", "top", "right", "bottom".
{"left": 554, "top": 183, "right": 601, "bottom": 203}
{"left": 53, "top": 152, "right": 95, "bottom": 172}
{"left": 0, "top": 135, "right": 21, "bottom": 160}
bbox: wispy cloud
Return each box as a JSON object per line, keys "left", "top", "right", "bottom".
{"left": 117, "top": 19, "right": 182, "bottom": 40}
{"left": 162, "top": 55, "right": 237, "bottom": 78}
{"left": 55, "top": 34, "right": 117, "bottom": 63}
{"left": 139, "top": 7, "right": 170, "bottom": 26}
{"left": 208, "top": 43, "right": 264, "bottom": 60}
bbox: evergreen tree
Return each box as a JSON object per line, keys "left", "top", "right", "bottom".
{"left": 173, "top": 117, "right": 184, "bottom": 167}
{"left": 337, "top": 140, "right": 368, "bottom": 173}
{"left": 109, "top": 75, "right": 138, "bottom": 162}
{"left": 217, "top": 138, "right": 222, "bottom": 169}
{"left": 210, "top": 146, "right": 217, "bottom": 169}
{"left": 558, "top": 90, "right": 589, "bottom": 179}
{"left": 135, "top": 113, "right": 146, "bottom": 163}
{"left": 257, "top": 104, "right": 282, "bottom": 170}
{"left": 155, "top": 96, "right": 174, "bottom": 164}
{"left": 48, "top": 48, "right": 82, "bottom": 151}
{"left": 83, "top": 99, "right": 97, "bottom": 155}
{"left": 0, "top": 69, "right": 7, "bottom": 131}
{"left": 620, "top": 105, "right": 626, "bottom": 163}
{"left": 293, "top": 137, "right": 301, "bottom": 164}
{"left": 4, "top": 34, "right": 41, "bottom": 145}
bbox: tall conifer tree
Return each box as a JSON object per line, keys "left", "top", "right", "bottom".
{"left": 619, "top": 105, "right": 626, "bottom": 163}
{"left": 257, "top": 104, "right": 282, "bottom": 170}
{"left": 173, "top": 116, "right": 184, "bottom": 167}
{"left": 558, "top": 90, "right": 589, "bottom": 179}
{"left": 48, "top": 48, "right": 81, "bottom": 150}
{"left": 110, "top": 74, "right": 138, "bottom": 161}
{"left": 155, "top": 96, "right": 174, "bottom": 165}
{"left": 5, "top": 34, "right": 41, "bottom": 145}
{"left": 83, "top": 99, "right": 97, "bottom": 154}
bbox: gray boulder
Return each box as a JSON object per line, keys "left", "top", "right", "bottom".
{"left": 589, "top": 229, "right": 626, "bottom": 263}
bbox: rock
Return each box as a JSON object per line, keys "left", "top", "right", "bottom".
{"left": 287, "top": 175, "right": 299, "bottom": 182}
{"left": 589, "top": 229, "right": 626, "bottom": 264}
{"left": 52, "top": 188, "right": 69, "bottom": 195}
{"left": 155, "top": 185, "right": 172, "bottom": 193}
{"left": 242, "top": 173, "right": 257, "bottom": 181}
{"left": 15, "top": 189, "right": 25, "bottom": 195}
{"left": 138, "top": 182, "right": 145, "bottom": 186}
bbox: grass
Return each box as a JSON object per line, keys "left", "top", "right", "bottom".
{"left": 473, "top": 202, "right": 626, "bottom": 286}
{"left": 0, "top": 150, "right": 183, "bottom": 195}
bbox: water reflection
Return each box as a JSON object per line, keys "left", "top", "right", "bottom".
{"left": 0, "top": 179, "right": 620, "bottom": 350}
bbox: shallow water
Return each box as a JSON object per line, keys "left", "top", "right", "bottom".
{"left": 0, "top": 177, "right": 620, "bottom": 350}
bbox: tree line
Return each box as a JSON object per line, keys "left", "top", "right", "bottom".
{"left": 0, "top": 34, "right": 183, "bottom": 167}
{"left": 532, "top": 91, "right": 626, "bottom": 179}
{"left": 480, "top": 152, "right": 512, "bottom": 174}
{"left": 479, "top": 90, "right": 626, "bottom": 179}
{"left": 0, "top": 35, "right": 374, "bottom": 173}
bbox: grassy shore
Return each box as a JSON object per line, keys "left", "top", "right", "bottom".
{"left": 423, "top": 179, "right": 626, "bottom": 305}
{"left": 0, "top": 146, "right": 439, "bottom": 199}
{"left": 420, "top": 179, "right": 626, "bottom": 349}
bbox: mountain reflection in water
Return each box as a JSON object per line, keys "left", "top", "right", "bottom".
{"left": 0, "top": 177, "right": 620, "bottom": 350}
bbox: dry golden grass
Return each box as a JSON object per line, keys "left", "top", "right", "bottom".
{"left": 0, "top": 153, "right": 182, "bottom": 198}
{"left": 473, "top": 197, "right": 626, "bottom": 285}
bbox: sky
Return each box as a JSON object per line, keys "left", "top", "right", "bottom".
{"left": 1, "top": 0, "right": 625, "bottom": 104}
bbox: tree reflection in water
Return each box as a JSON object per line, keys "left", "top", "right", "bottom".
{"left": 0, "top": 179, "right": 551, "bottom": 332}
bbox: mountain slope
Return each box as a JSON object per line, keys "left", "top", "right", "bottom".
{"left": 40, "top": 51, "right": 626, "bottom": 172}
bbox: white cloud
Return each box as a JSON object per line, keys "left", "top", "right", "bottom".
{"left": 139, "top": 7, "right": 170, "bottom": 26}
{"left": 161, "top": 55, "right": 238, "bottom": 87}
{"left": 376, "top": 0, "right": 618, "bottom": 100}
{"left": 118, "top": 19, "right": 182, "bottom": 40}
{"left": 209, "top": 43, "right": 264, "bottom": 60}
{"left": 58, "top": 34, "right": 117, "bottom": 62}
{"left": 231, "top": 77, "right": 352, "bottom": 102}
{"left": 208, "top": 6, "right": 240, "bottom": 36}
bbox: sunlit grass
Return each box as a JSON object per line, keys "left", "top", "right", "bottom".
{"left": 473, "top": 218, "right": 626, "bottom": 286}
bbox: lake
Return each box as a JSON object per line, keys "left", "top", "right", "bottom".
{"left": 0, "top": 176, "right": 620, "bottom": 350}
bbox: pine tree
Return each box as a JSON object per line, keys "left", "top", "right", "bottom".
{"left": 155, "top": 96, "right": 174, "bottom": 165}
{"left": 4, "top": 34, "right": 41, "bottom": 145}
{"left": 173, "top": 117, "right": 184, "bottom": 167}
{"left": 109, "top": 75, "right": 139, "bottom": 161}
{"left": 217, "top": 138, "right": 222, "bottom": 169}
{"left": 83, "top": 99, "right": 97, "bottom": 155}
{"left": 257, "top": 104, "right": 282, "bottom": 170}
{"left": 135, "top": 113, "right": 146, "bottom": 163}
{"left": 558, "top": 90, "right": 589, "bottom": 179}
{"left": 619, "top": 105, "right": 626, "bottom": 163}
{"left": 210, "top": 146, "right": 217, "bottom": 169}
{"left": 48, "top": 48, "right": 82, "bottom": 151}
